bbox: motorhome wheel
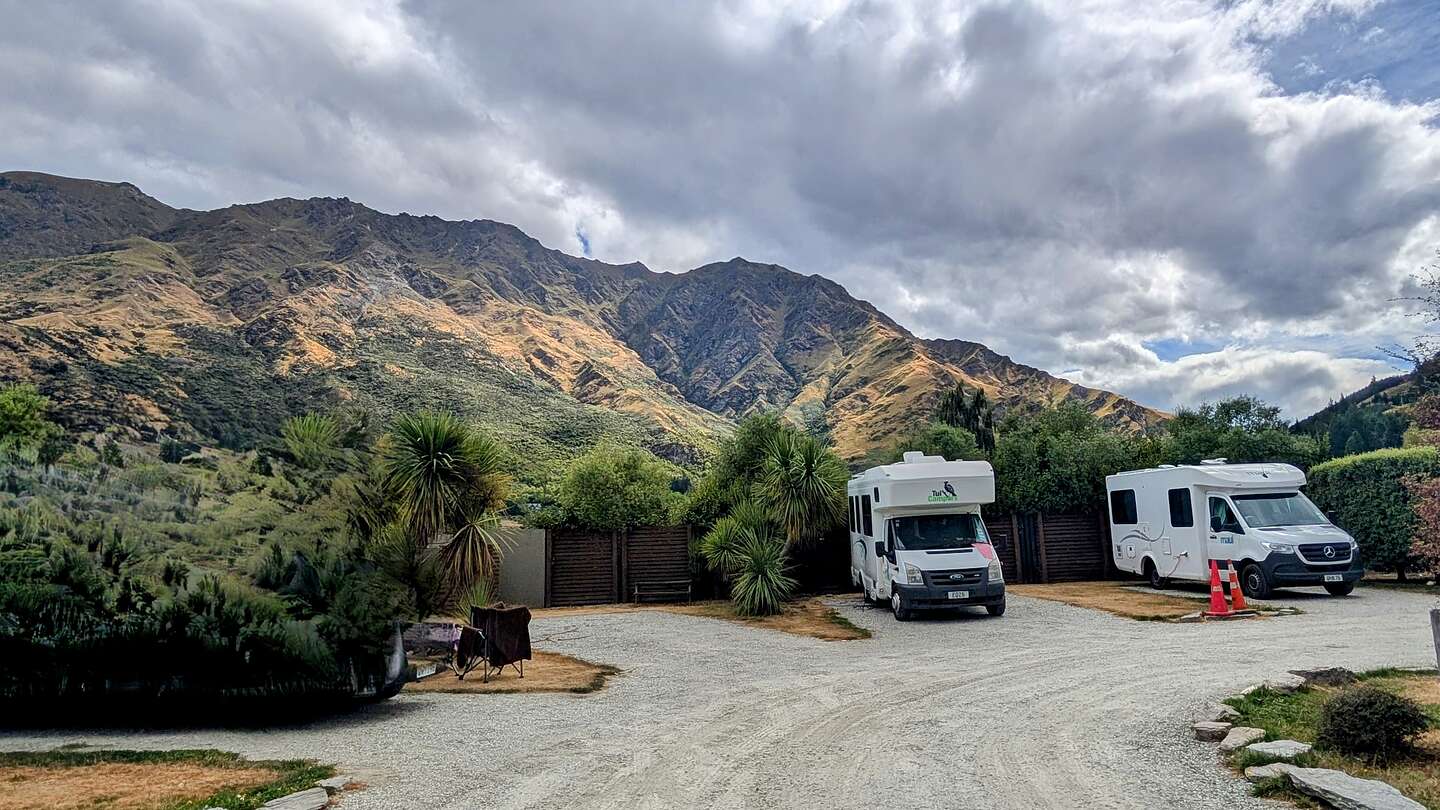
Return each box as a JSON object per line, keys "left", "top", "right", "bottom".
{"left": 986, "top": 598, "right": 1006, "bottom": 617}
{"left": 1324, "top": 580, "right": 1355, "bottom": 597}
{"left": 1144, "top": 559, "right": 1167, "bottom": 590}
{"left": 1241, "top": 563, "right": 1272, "bottom": 600}
{"left": 890, "top": 591, "right": 911, "bottom": 621}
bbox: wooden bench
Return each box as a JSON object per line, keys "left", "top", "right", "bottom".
{"left": 633, "top": 579, "right": 692, "bottom": 604}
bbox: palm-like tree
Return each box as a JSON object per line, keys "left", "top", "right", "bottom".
{"left": 381, "top": 412, "right": 507, "bottom": 546}
{"left": 757, "top": 431, "right": 847, "bottom": 548}
{"left": 379, "top": 412, "right": 510, "bottom": 603}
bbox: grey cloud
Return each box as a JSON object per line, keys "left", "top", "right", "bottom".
{"left": 0, "top": 0, "right": 1435, "bottom": 415}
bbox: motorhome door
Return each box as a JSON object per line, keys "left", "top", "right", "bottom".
{"left": 1206, "top": 495, "right": 1243, "bottom": 566}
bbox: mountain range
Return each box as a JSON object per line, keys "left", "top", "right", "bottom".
{"left": 0, "top": 171, "right": 1164, "bottom": 470}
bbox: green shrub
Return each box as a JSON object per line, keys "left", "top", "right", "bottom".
{"left": 1308, "top": 447, "right": 1440, "bottom": 575}
{"left": 1316, "top": 685, "right": 1430, "bottom": 760}
{"left": 729, "top": 528, "right": 796, "bottom": 617}
{"left": 553, "top": 442, "right": 683, "bottom": 531}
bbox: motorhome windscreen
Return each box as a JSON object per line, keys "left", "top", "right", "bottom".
{"left": 1231, "top": 493, "right": 1328, "bottom": 528}
{"left": 889, "top": 514, "right": 988, "bottom": 551}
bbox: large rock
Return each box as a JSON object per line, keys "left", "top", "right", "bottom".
{"left": 1193, "top": 721, "right": 1232, "bottom": 741}
{"left": 260, "top": 788, "right": 330, "bottom": 810}
{"left": 1244, "top": 763, "right": 1296, "bottom": 783}
{"left": 1287, "top": 767, "right": 1425, "bottom": 810}
{"left": 1247, "top": 739, "right": 1312, "bottom": 760}
{"left": 1264, "top": 673, "right": 1307, "bottom": 694}
{"left": 317, "top": 774, "right": 356, "bottom": 794}
{"left": 1218, "top": 726, "right": 1266, "bottom": 753}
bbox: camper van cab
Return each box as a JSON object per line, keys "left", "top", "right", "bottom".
{"left": 1105, "top": 461, "right": 1363, "bottom": 599}
{"left": 848, "top": 452, "right": 1005, "bottom": 621}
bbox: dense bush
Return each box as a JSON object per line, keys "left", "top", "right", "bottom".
{"left": 1308, "top": 447, "right": 1440, "bottom": 576}
{"left": 992, "top": 402, "right": 1166, "bottom": 514}
{"left": 1316, "top": 686, "right": 1430, "bottom": 761}
{"left": 1167, "top": 396, "right": 1324, "bottom": 467}
{"left": 863, "top": 422, "right": 985, "bottom": 467}
{"left": 548, "top": 442, "right": 684, "bottom": 531}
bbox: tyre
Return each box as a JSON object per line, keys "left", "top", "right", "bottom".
{"left": 1240, "top": 563, "right": 1272, "bottom": 600}
{"left": 986, "top": 598, "right": 1006, "bottom": 617}
{"left": 1324, "top": 580, "right": 1356, "bottom": 597}
{"left": 1145, "top": 559, "right": 1167, "bottom": 590}
{"left": 890, "top": 590, "right": 912, "bottom": 621}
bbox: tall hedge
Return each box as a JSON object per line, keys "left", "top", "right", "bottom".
{"left": 1307, "top": 447, "right": 1440, "bottom": 576}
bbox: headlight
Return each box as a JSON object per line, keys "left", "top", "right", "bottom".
{"left": 988, "top": 557, "right": 1004, "bottom": 583}
{"left": 1262, "top": 541, "right": 1295, "bottom": 554}
{"left": 904, "top": 563, "right": 923, "bottom": 584}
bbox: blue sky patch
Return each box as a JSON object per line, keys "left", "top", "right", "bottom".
{"left": 1261, "top": 0, "right": 1440, "bottom": 103}
{"left": 1143, "top": 336, "right": 1226, "bottom": 362}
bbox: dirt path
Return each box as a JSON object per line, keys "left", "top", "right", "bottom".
{"left": 2, "top": 584, "right": 1431, "bottom": 809}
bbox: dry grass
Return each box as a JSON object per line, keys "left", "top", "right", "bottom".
{"left": 1007, "top": 580, "right": 1212, "bottom": 621}
{"left": 0, "top": 750, "right": 329, "bottom": 810}
{"left": 0, "top": 762, "right": 278, "bottom": 810}
{"left": 405, "top": 650, "right": 619, "bottom": 695}
{"left": 531, "top": 597, "right": 871, "bottom": 641}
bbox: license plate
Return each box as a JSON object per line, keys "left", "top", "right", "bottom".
{"left": 947, "top": 590, "right": 969, "bottom": 600}
{"left": 1324, "top": 574, "right": 1343, "bottom": 583}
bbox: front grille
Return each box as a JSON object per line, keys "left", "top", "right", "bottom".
{"left": 924, "top": 569, "right": 984, "bottom": 588}
{"left": 1297, "top": 542, "right": 1352, "bottom": 565}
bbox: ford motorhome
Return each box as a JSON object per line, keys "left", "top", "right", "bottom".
{"left": 848, "top": 452, "right": 1005, "bottom": 620}
{"left": 1105, "top": 461, "right": 1363, "bottom": 599}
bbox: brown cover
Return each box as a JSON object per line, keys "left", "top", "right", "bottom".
{"left": 469, "top": 604, "right": 532, "bottom": 668}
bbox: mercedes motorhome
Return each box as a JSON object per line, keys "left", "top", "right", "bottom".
{"left": 1105, "top": 460, "right": 1363, "bottom": 599}
{"left": 848, "top": 452, "right": 1005, "bottom": 620}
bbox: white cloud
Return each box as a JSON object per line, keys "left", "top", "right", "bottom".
{"left": 1, "top": 0, "right": 1437, "bottom": 416}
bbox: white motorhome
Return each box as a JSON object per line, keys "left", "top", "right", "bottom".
{"left": 848, "top": 452, "right": 1005, "bottom": 621}
{"left": 1105, "top": 460, "right": 1363, "bottom": 599}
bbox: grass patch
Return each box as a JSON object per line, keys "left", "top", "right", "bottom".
{"left": 532, "top": 597, "right": 872, "bottom": 641}
{"left": 405, "top": 650, "right": 621, "bottom": 695}
{"left": 1008, "top": 581, "right": 1225, "bottom": 621}
{"left": 1223, "top": 669, "right": 1440, "bottom": 807}
{"left": 0, "top": 749, "right": 332, "bottom": 810}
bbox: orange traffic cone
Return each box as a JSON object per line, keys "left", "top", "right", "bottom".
{"left": 1226, "top": 561, "right": 1248, "bottom": 611}
{"left": 1204, "top": 560, "right": 1233, "bottom": 617}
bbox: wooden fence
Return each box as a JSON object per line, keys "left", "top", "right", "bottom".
{"left": 544, "top": 526, "right": 692, "bottom": 607}
{"left": 984, "top": 512, "right": 1111, "bottom": 584}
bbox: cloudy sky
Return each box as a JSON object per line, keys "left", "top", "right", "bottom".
{"left": 3, "top": 0, "right": 1439, "bottom": 417}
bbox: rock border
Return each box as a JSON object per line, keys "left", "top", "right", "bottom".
{"left": 1197, "top": 669, "right": 1425, "bottom": 810}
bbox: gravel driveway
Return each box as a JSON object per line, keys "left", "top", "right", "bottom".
{"left": 3, "top": 585, "right": 1434, "bottom": 809}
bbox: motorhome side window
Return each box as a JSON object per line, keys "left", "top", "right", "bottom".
{"left": 1208, "top": 497, "right": 1243, "bottom": 533}
{"left": 847, "top": 496, "right": 855, "bottom": 532}
{"left": 1109, "top": 489, "right": 1137, "bottom": 524}
{"left": 861, "top": 494, "right": 873, "bottom": 537}
{"left": 1167, "top": 488, "right": 1193, "bottom": 528}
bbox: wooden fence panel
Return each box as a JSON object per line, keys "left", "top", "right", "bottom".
{"left": 1038, "top": 513, "right": 1107, "bottom": 582}
{"left": 624, "top": 526, "right": 691, "bottom": 600}
{"left": 983, "top": 515, "right": 1020, "bottom": 583}
{"left": 547, "top": 529, "right": 617, "bottom": 606}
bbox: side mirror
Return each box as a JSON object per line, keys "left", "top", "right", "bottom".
{"left": 874, "top": 541, "right": 886, "bottom": 558}
{"left": 1209, "top": 515, "right": 1223, "bottom": 533}
{"left": 1325, "top": 510, "right": 1338, "bottom": 524}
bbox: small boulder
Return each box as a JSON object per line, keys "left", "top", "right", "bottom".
{"left": 1208, "top": 704, "right": 1242, "bottom": 723}
{"left": 1247, "top": 739, "right": 1312, "bottom": 761}
{"left": 1219, "top": 726, "right": 1266, "bottom": 752}
{"left": 261, "top": 788, "right": 330, "bottom": 810}
{"left": 1287, "top": 767, "right": 1424, "bottom": 810}
{"left": 1193, "top": 721, "right": 1232, "bottom": 741}
{"left": 1244, "top": 763, "right": 1296, "bottom": 783}
{"left": 1264, "top": 673, "right": 1307, "bottom": 694}
{"left": 317, "top": 774, "right": 355, "bottom": 794}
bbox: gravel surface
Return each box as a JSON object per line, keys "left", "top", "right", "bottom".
{"left": 2, "top": 585, "right": 1434, "bottom": 809}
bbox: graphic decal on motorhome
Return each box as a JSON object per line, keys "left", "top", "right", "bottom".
{"left": 927, "top": 481, "right": 959, "bottom": 503}
{"left": 1116, "top": 528, "right": 1164, "bottom": 558}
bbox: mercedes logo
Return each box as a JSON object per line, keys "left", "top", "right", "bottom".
{"left": 1324, "top": 546, "right": 1336, "bottom": 558}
